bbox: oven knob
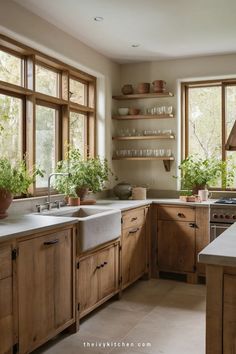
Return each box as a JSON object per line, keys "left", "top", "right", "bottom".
{"left": 213, "top": 214, "right": 218, "bottom": 219}
{"left": 233, "top": 215, "right": 236, "bottom": 219}
{"left": 225, "top": 215, "right": 230, "bottom": 219}
{"left": 220, "top": 214, "right": 224, "bottom": 219}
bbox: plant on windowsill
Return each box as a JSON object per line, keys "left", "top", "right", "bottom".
{"left": 176, "top": 155, "right": 235, "bottom": 195}
{"left": 0, "top": 157, "right": 44, "bottom": 219}
{"left": 54, "top": 146, "right": 116, "bottom": 201}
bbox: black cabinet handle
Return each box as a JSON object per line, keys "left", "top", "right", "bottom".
{"left": 104, "top": 261, "right": 108, "bottom": 265}
{"left": 96, "top": 265, "right": 101, "bottom": 270}
{"left": 189, "top": 223, "right": 196, "bottom": 228}
{"left": 44, "top": 239, "right": 59, "bottom": 245}
{"left": 177, "top": 213, "right": 185, "bottom": 218}
{"left": 129, "top": 228, "right": 139, "bottom": 234}
{"left": 131, "top": 217, "right": 138, "bottom": 222}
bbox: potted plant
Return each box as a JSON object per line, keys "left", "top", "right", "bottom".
{"left": 177, "top": 155, "right": 235, "bottom": 194}
{"left": 54, "top": 147, "right": 115, "bottom": 201}
{"left": 67, "top": 185, "right": 80, "bottom": 206}
{"left": 0, "top": 158, "right": 44, "bottom": 218}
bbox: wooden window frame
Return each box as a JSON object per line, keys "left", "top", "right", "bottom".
{"left": 181, "top": 79, "right": 236, "bottom": 190}
{"left": 0, "top": 34, "right": 96, "bottom": 196}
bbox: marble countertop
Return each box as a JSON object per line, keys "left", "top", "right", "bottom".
{"left": 199, "top": 223, "right": 236, "bottom": 267}
{"left": 0, "top": 214, "right": 77, "bottom": 242}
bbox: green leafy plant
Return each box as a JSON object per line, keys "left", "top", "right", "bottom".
{"left": 54, "top": 147, "right": 116, "bottom": 195}
{"left": 176, "top": 155, "right": 235, "bottom": 191}
{"left": 0, "top": 158, "right": 44, "bottom": 195}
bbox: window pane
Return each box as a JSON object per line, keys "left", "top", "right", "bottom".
{"left": 188, "top": 86, "right": 222, "bottom": 159}
{"left": 0, "top": 50, "right": 22, "bottom": 86}
{"left": 0, "top": 94, "right": 22, "bottom": 162}
{"left": 36, "top": 105, "right": 56, "bottom": 188}
{"left": 69, "top": 78, "right": 87, "bottom": 105}
{"left": 69, "top": 112, "right": 85, "bottom": 157}
{"left": 226, "top": 86, "right": 236, "bottom": 186}
{"left": 35, "top": 64, "right": 59, "bottom": 97}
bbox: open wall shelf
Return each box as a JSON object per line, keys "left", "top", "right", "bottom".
{"left": 112, "top": 135, "right": 175, "bottom": 141}
{"left": 112, "top": 92, "right": 174, "bottom": 100}
{"left": 112, "top": 156, "right": 174, "bottom": 171}
{"left": 112, "top": 114, "right": 174, "bottom": 120}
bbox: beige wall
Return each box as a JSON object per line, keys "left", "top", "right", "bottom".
{"left": 115, "top": 55, "right": 236, "bottom": 190}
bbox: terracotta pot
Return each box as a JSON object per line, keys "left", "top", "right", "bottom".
{"left": 137, "top": 83, "right": 150, "bottom": 94}
{"left": 0, "top": 189, "right": 13, "bottom": 219}
{"left": 152, "top": 80, "right": 166, "bottom": 93}
{"left": 128, "top": 107, "right": 140, "bottom": 115}
{"left": 68, "top": 197, "right": 80, "bottom": 206}
{"left": 121, "top": 84, "right": 133, "bottom": 95}
{"left": 76, "top": 187, "right": 89, "bottom": 201}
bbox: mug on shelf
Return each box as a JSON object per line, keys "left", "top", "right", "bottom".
{"left": 198, "top": 189, "right": 212, "bottom": 201}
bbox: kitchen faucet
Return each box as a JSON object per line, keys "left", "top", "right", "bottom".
{"left": 47, "top": 172, "right": 71, "bottom": 210}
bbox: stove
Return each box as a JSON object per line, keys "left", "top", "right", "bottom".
{"left": 215, "top": 198, "right": 236, "bottom": 205}
{"left": 210, "top": 201, "right": 236, "bottom": 241}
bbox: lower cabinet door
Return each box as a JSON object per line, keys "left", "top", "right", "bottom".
{"left": 122, "top": 224, "right": 146, "bottom": 288}
{"left": 0, "top": 277, "right": 13, "bottom": 354}
{"left": 157, "top": 220, "right": 195, "bottom": 272}
{"left": 98, "top": 243, "right": 119, "bottom": 300}
{"left": 78, "top": 253, "right": 99, "bottom": 316}
{"left": 18, "top": 229, "right": 74, "bottom": 354}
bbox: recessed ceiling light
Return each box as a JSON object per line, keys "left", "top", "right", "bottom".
{"left": 131, "top": 44, "right": 140, "bottom": 48}
{"left": 94, "top": 16, "right": 104, "bottom": 22}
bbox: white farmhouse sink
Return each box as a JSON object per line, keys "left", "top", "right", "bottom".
{"left": 40, "top": 206, "right": 121, "bottom": 252}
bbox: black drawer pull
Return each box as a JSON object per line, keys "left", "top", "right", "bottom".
{"left": 96, "top": 265, "right": 101, "bottom": 270}
{"left": 44, "top": 239, "right": 59, "bottom": 245}
{"left": 100, "top": 261, "right": 108, "bottom": 267}
{"left": 177, "top": 213, "right": 185, "bottom": 218}
{"left": 129, "top": 228, "right": 139, "bottom": 234}
{"left": 189, "top": 223, "right": 196, "bottom": 228}
{"left": 131, "top": 217, "right": 138, "bottom": 221}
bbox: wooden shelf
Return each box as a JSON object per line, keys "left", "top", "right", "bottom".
{"left": 112, "top": 92, "right": 174, "bottom": 100}
{"left": 112, "top": 156, "right": 174, "bottom": 171}
{"left": 112, "top": 135, "right": 175, "bottom": 141}
{"left": 112, "top": 114, "right": 174, "bottom": 120}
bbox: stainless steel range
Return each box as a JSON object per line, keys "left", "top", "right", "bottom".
{"left": 210, "top": 199, "right": 236, "bottom": 241}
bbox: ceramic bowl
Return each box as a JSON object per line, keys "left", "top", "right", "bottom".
{"left": 118, "top": 108, "right": 129, "bottom": 116}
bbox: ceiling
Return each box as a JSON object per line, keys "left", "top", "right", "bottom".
{"left": 15, "top": 0, "right": 236, "bottom": 63}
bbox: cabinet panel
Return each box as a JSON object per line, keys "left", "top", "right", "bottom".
{"left": 0, "top": 277, "right": 13, "bottom": 354}
{"left": 223, "top": 274, "right": 236, "bottom": 354}
{"left": 98, "top": 244, "right": 119, "bottom": 300}
{"left": 78, "top": 253, "right": 99, "bottom": 315}
{"left": 157, "top": 220, "right": 195, "bottom": 273}
{"left": 0, "top": 245, "right": 12, "bottom": 280}
{"left": 158, "top": 205, "right": 195, "bottom": 222}
{"left": 122, "top": 224, "right": 146, "bottom": 288}
{"left": 18, "top": 229, "right": 74, "bottom": 354}
{"left": 122, "top": 208, "right": 146, "bottom": 229}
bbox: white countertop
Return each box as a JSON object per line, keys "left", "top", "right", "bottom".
{"left": 0, "top": 198, "right": 212, "bottom": 243}
{"left": 0, "top": 214, "right": 77, "bottom": 242}
{"left": 199, "top": 223, "right": 236, "bottom": 267}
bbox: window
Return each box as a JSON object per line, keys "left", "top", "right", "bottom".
{"left": 69, "top": 77, "right": 87, "bottom": 105}
{"left": 0, "top": 34, "right": 96, "bottom": 196}
{"left": 0, "top": 93, "right": 23, "bottom": 162}
{"left": 35, "top": 104, "right": 57, "bottom": 188}
{"left": 35, "top": 64, "right": 59, "bottom": 97}
{"left": 182, "top": 80, "right": 236, "bottom": 189}
{"left": 0, "top": 49, "right": 23, "bottom": 86}
{"left": 69, "top": 111, "right": 86, "bottom": 157}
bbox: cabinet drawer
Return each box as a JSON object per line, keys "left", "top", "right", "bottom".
{"left": 122, "top": 208, "right": 146, "bottom": 229}
{"left": 158, "top": 205, "right": 195, "bottom": 222}
{"left": 0, "top": 245, "right": 12, "bottom": 280}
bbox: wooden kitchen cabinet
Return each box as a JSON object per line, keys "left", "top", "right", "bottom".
{"left": 157, "top": 219, "right": 195, "bottom": 272}
{"left": 121, "top": 206, "right": 150, "bottom": 289}
{"left": 0, "top": 244, "right": 14, "bottom": 354}
{"left": 17, "top": 227, "right": 75, "bottom": 354}
{"left": 78, "top": 241, "right": 120, "bottom": 318}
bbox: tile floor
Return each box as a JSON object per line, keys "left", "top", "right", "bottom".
{"left": 34, "top": 279, "right": 206, "bottom": 354}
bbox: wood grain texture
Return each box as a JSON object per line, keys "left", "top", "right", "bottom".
{"left": 0, "top": 277, "right": 13, "bottom": 354}
{"left": 0, "top": 245, "right": 12, "bottom": 280}
{"left": 223, "top": 274, "right": 236, "bottom": 354}
{"left": 122, "top": 207, "right": 146, "bottom": 230}
{"left": 206, "top": 265, "right": 223, "bottom": 354}
{"left": 18, "top": 228, "right": 75, "bottom": 354}
{"left": 196, "top": 206, "right": 210, "bottom": 275}
{"left": 158, "top": 205, "right": 195, "bottom": 222}
{"left": 157, "top": 220, "right": 195, "bottom": 273}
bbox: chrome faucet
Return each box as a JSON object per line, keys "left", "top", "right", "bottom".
{"left": 47, "top": 172, "right": 70, "bottom": 210}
